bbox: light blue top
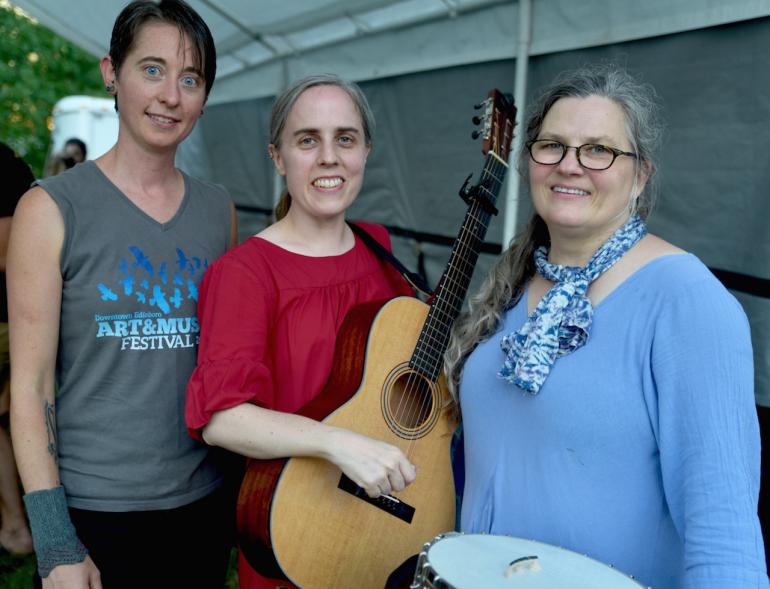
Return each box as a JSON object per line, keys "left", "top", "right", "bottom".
{"left": 459, "top": 254, "right": 768, "bottom": 589}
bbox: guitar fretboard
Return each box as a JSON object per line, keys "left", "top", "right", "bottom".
{"left": 409, "top": 151, "right": 509, "bottom": 381}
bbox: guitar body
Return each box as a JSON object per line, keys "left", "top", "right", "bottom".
{"left": 237, "top": 296, "right": 458, "bottom": 588}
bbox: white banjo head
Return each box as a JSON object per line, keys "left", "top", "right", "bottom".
{"left": 412, "top": 533, "right": 649, "bottom": 589}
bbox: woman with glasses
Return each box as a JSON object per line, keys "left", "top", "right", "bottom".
{"left": 444, "top": 64, "right": 767, "bottom": 588}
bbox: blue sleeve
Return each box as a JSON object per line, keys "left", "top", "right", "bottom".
{"left": 652, "top": 276, "right": 768, "bottom": 588}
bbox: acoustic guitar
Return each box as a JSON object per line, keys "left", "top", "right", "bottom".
{"left": 236, "top": 89, "right": 517, "bottom": 588}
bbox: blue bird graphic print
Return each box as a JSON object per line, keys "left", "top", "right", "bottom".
{"left": 129, "top": 246, "right": 154, "bottom": 275}
{"left": 97, "top": 284, "right": 118, "bottom": 301}
{"left": 97, "top": 245, "right": 209, "bottom": 315}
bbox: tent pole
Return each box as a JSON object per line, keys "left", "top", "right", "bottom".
{"left": 271, "top": 61, "right": 290, "bottom": 218}
{"left": 502, "top": 0, "right": 532, "bottom": 247}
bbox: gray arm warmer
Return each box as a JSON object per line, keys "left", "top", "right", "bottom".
{"left": 23, "top": 486, "right": 89, "bottom": 578}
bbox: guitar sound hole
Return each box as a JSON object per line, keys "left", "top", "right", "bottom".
{"left": 387, "top": 372, "right": 433, "bottom": 429}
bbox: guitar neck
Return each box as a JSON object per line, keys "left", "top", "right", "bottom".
{"left": 410, "top": 151, "right": 509, "bottom": 381}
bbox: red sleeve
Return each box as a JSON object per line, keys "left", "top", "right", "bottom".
{"left": 185, "top": 252, "right": 276, "bottom": 441}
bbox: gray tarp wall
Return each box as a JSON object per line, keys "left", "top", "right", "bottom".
{"left": 179, "top": 15, "right": 770, "bottom": 405}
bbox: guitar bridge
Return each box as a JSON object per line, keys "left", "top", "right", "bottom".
{"left": 337, "top": 474, "right": 415, "bottom": 524}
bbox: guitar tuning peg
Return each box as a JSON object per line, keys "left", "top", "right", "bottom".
{"left": 473, "top": 101, "right": 485, "bottom": 110}
{"left": 472, "top": 115, "right": 482, "bottom": 125}
{"left": 471, "top": 130, "right": 482, "bottom": 140}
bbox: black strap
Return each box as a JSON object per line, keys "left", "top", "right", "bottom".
{"left": 348, "top": 222, "right": 432, "bottom": 297}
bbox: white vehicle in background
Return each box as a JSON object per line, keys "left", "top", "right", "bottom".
{"left": 46, "top": 95, "right": 118, "bottom": 173}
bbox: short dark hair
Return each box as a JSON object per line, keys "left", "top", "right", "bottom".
{"left": 0, "top": 142, "right": 35, "bottom": 217}
{"left": 64, "top": 137, "right": 87, "bottom": 159}
{"left": 109, "top": 0, "right": 216, "bottom": 97}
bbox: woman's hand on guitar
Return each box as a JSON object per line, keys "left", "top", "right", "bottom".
{"left": 324, "top": 428, "right": 416, "bottom": 498}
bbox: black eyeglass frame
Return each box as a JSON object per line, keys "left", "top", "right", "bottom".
{"left": 526, "top": 139, "right": 638, "bottom": 171}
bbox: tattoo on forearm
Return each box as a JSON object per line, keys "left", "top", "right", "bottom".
{"left": 44, "top": 400, "right": 57, "bottom": 462}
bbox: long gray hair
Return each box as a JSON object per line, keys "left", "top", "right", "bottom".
{"left": 269, "top": 74, "right": 375, "bottom": 220}
{"left": 444, "top": 64, "right": 663, "bottom": 404}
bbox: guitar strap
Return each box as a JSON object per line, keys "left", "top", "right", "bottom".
{"left": 347, "top": 221, "right": 432, "bottom": 297}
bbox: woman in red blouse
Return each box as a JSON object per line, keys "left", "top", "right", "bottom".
{"left": 185, "top": 74, "right": 417, "bottom": 588}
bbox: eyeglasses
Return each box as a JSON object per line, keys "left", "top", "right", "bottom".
{"left": 526, "top": 139, "right": 638, "bottom": 171}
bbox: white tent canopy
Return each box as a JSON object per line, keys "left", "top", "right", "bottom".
{"left": 14, "top": 0, "right": 770, "bottom": 104}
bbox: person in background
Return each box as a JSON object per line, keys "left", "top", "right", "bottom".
{"left": 8, "top": 1, "right": 237, "bottom": 587}
{"left": 61, "top": 138, "right": 87, "bottom": 168}
{"left": 185, "top": 73, "right": 416, "bottom": 588}
{"left": 44, "top": 138, "right": 87, "bottom": 177}
{"left": 0, "top": 142, "right": 34, "bottom": 557}
{"left": 444, "top": 64, "right": 768, "bottom": 588}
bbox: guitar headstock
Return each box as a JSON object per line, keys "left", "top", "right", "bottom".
{"left": 472, "top": 89, "right": 517, "bottom": 160}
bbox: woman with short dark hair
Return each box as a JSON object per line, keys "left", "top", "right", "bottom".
{"left": 8, "top": 2, "right": 237, "bottom": 586}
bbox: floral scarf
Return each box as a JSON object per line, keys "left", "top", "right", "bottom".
{"left": 498, "top": 214, "right": 647, "bottom": 394}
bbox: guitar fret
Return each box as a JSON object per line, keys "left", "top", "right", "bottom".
{"left": 413, "top": 322, "right": 453, "bottom": 360}
{"left": 437, "top": 271, "right": 476, "bottom": 298}
{"left": 433, "top": 286, "right": 460, "bottom": 305}
{"left": 444, "top": 254, "right": 479, "bottom": 276}
{"left": 438, "top": 279, "right": 473, "bottom": 298}
{"left": 444, "top": 243, "right": 485, "bottom": 270}
{"left": 409, "top": 356, "right": 436, "bottom": 378}
{"left": 481, "top": 166, "right": 504, "bottom": 180}
{"left": 422, "top": 319, "right": 452, "bottom": 340}
{"left": 447, "top": 249, "right": 481, "bottom": 267}
{"left": 432, "top": 293, "right": 465, "bottom": 316}
{"left": 417, "top": 322, "right": 450, "bottom": 347}
{"left": 410, "top": 356, "right": 439, "bottom": 377}
{"left": 417, "top": 326, "right": 451, "bottom": 350}
{"left": 481, "top": 164, "right": 505, "bottom": 182}
{"left": 415, "top": 331, "right": 447, "bottom": 354}
{"left": 440, "top": 271, "right": 473, "bottom": 288}
{"left": 424, "top": 313, "right": 452, "bottom": 332}
{"left": 435, "top": 285, "right": 469, "bottom": 309}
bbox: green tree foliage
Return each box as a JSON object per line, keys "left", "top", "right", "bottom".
{"left": 0, "top": 2, "right": 103, "bottom": 176}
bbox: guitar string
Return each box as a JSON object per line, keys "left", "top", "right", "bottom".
{"left": 406, "top": 155, "right": 505, "bottom": 398}
{"left": 422, "top": 161, "right": 502, "bottom": 363}
{"left": 391, "top": 200, "right": 484, "bottom": 459}
{"left": 399, "top": 134, "right": 513, "bottom": 445}
{"left": 390, "top": 147, "right": 509, "bottom": 472}
{"left": 415, "top": 154, "right": 507, "bottom": 392}
{"left": 402, "top": 196, "right": 488, "bottom": 457}
{"left": 413, "top": 155, "right": 505, "bottom": 377}
{"left": 418, "top": 193, "right": 499, "bottom": 352}
{"left": 395, "top": 154, "right": 508, "bottom": 466}
{"left": 417, "top": 156, "right": 505, "bottom": 361}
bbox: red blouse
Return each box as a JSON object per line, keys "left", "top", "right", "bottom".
{"left": 186, "top": 222, "right": 414, "bottom": 588}
{"left": 185, "top": 221, "right": 413, "bottom": 440}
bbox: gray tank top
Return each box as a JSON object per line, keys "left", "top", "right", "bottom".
{"left": 37, "top": 161, "right": 232, "bottom": 511}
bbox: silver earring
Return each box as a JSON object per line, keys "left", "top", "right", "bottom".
{"left": 105, "top": 83, "right": 115, "bottom": 94}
